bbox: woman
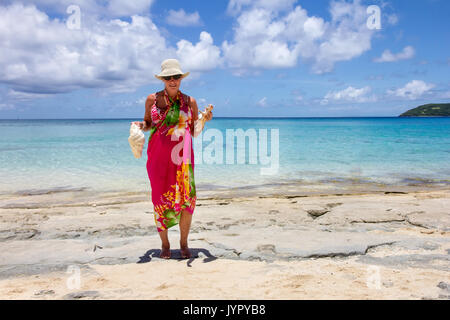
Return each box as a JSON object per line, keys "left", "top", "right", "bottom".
{"left": 133, "top": 59, "right": 212, "bottom": 259}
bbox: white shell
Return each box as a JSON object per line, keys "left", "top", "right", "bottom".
{"left": 128, "top": 123, "right": 145, "bottom": 158}
{"left": 192, "top": 105, "right": 213, "bottom": 137}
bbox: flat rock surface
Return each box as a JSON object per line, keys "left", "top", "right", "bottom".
{"left": 0, "top": 188, "right": 449, "bottom": 299}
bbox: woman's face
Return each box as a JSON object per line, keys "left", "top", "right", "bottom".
{"left": 163, "top": 75, "right": 182, "bottom": 96}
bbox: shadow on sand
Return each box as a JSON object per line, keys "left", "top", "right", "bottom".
{"left": 137, "top": 248, "right": 218, "bottom": 267}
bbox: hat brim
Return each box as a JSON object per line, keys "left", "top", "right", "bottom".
{"left": 155, "top": 71, "right": 190, "bottom": 80}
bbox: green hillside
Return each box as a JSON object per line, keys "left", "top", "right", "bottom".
{"left": 399, "top": 103, "right": 450, "bottom": 117}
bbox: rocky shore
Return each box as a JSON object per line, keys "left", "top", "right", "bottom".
{"left": 0, "top": 186, "right": 449, "bottom": 299}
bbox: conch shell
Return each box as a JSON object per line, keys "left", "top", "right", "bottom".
{"left": 193, "top": 104, "right": 213, "bottom": 137}
{"left": 128, "top": 123, "right": 145, "bottom": 158}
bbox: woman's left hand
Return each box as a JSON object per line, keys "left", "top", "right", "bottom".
{"left": 204, "top": 105, "right": 213, "bottom": 122}
{"left": 205, "top": 110, "right": 213, "bottom": 122}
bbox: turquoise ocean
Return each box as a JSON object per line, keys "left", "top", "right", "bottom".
{"left": 0, "top": 117, "right": 449, "bottom": 196}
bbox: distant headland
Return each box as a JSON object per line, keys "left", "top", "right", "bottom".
{"left": 399, "top": 103, "right": 450, "bottom": 117}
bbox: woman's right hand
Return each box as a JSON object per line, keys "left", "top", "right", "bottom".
{"left": 131, "top": 121, "right": 144, "bottom": 130}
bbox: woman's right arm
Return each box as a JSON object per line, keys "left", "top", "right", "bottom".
{"left": 131, "top": 94, "right": 155, "bottom": 131}
{"left": 142, "top": 94, "right": 156, "bottom": 131}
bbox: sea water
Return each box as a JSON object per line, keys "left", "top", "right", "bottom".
{"left": 0, "top": 117, "right": 449, "bottom": 195}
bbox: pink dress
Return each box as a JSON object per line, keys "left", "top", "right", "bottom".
{"left": 146, "top": 90, "right": 196, "bottom": 232}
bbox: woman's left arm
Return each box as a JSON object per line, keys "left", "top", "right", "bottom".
{"left": 190, "top": 97, "right": 199, "bottom": 122}
{"left": 189, "top": 97, "right": 198, "bottom": 137}
{"left": 190, "top": 97, "right": 213, "bottom": 121}
{"left": 190, "top": 96, "right": 213, "bottom": 138}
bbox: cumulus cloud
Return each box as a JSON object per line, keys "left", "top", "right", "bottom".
{"left": 222, "top": 0, "right": 379, "bottom": 74}
{"left": 166, "top": 9, "right": 202, "bottom": 26}
{"left": 176, "top": 32, "right": 222, "bottom": 71}
{"left": 387, "top": 80, "right": 435, "bottom": 100}
{"left": 321, "top": 86, "right": 376, "bottom": 104}
{"left": 222, "top": 6, "right": 320, "bottom": 70}
{"left": 0, "top": 3, "right": 221, "bottom": 101}
{"left": 374, "top": 46, "right": 415, "bottom": 63}
{"left": 0, "top": 4, "right": 172, "bottom": 94}
{"left": 311, "top": 0, "right": 375, "bottom": 73}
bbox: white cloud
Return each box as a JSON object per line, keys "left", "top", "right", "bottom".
{"left": 303, "top": 16, "right": 326, "bottom": 39}
{"left": 387, "top": 80, "right": 435, "bottom": 100}
{"left": 222, "top": 6, "right": 319, "bottom": 70}
{"left": 311, "top": 0, "right": 375, "bottom": 74}
{"left": 322, "top": 86, "right": 376, "bottom": 104}
{"left": 0, "top": 3, "right": 220, "bottom": 102}
{"left": 257, "top": 97, "right": 267, "bottom": 107}
{"left": 222, "top": 0, "right": 379, "bottom": 74}
{"left": 387, "top": 14, "right": 399, "bottom": 25}
{"left": 0, "top": 4, "right": 172, "bottom": 94}
{"left": 374, "top": 46, "right": 415, "bottom": 63}
{"left": 136, "top": 96, "right": 147, "bottom": 105}
{"left": 253, "top": 40, "right": 299, "bottom": 68}
{"left": 176, "top": 32, "right": 222, "bottom": 72}
{"left": 166, "top": 9, "right": 202, "bottom": 27}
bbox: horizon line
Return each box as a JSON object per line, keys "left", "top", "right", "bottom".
{"left": 0, "top": 116, "right": 424, "bottom": 120}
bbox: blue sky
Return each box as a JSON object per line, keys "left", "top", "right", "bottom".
{"left": 0, "top": 0, "right": 449, "bottom": 118}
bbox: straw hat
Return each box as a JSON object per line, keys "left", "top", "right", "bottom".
{"left": 155, "top": 59, "right": 190, "bottom": 80}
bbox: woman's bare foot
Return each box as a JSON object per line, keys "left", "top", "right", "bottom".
{"left": 160, "top": 245, "right": 171, "bottom": 259}
{"left": 180, "top": 245, "right": 191, "bottom": 259}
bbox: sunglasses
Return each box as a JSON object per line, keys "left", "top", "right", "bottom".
{"left": 162, "top": 74, "right": 182, "bottom": 81}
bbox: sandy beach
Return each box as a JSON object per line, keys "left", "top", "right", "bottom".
{"left": 0, "top": 185, "right": 449, "bottom": 300}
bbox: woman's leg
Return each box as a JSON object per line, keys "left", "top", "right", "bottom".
{"left": 179, "top": 209, "right": 193, "bottom": 258}
{"left": 158, "top": 229, "right": 171, "bottom": 259}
